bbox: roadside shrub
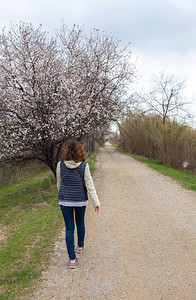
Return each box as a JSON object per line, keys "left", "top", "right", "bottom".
{"left": 119, "top": 112, "right": 196, "bottom": 173}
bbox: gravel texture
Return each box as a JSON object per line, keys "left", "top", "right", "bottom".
{"left": 30, "top": 142, "right": 196, "bottom": 300}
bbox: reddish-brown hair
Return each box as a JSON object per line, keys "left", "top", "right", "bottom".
{"left": 61, "top": 140, "right": 86, "bottom": 162}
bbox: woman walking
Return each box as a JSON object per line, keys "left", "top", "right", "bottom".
{"left": 56, "top": 140, "right": 100, "bottom": 269}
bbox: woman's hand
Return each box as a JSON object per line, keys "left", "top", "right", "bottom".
{"left": 95, "top": 206, "right": 100, "bottom": 214}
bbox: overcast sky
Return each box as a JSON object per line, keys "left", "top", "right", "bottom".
{"left": 0, "top": 0, "right": 196, "bottom": 118}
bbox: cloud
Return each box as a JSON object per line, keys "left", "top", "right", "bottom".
{"left": 0, "top": 0, "right": 195, "bottom": 115}
{"left": 1, "top": 0, "right": 196, "bottom": 56}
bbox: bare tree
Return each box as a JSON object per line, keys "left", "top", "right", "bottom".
{"left": 142, "top": 72, "right": 192, "bottom": 124}
{"left": 137, "top": 72, "right": 193, "bottom": 164}
{"left": 0, "top": 23, "right": 136, "bottom": 176}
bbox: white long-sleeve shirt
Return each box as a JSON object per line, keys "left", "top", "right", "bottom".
{"left": 56, "top": 160, "right": 100, "bottom": 207}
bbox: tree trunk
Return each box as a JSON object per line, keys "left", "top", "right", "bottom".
{"left": 163, "top": 132, "right": 167, "bottom": 165}
{"left": 46, "top": 159, "right": 57, "bottom": 177}
{"left": 162, "top": 116, "right": 167, "bottom": 165}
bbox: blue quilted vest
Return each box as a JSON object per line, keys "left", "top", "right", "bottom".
{"left": 58, "top": 161, "right": 88, "bottom": 203}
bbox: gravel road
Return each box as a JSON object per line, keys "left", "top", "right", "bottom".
{"left": 31, "top": 142, "right": 196, "bottom": 300}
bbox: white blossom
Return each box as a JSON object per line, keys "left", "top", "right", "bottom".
{"left": 0, "top": 23, "right": 135, "bottom": 175}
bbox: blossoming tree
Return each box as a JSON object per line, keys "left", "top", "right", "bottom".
{"left": 0, "top": 23, "right": 135, "bottom": 176}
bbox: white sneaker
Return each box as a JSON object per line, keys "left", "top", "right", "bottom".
{"left": 69, "top": 258, "right": 78, "bottom": 269}
{"left": 77, "top": 247, "right": 83, "bottom": 254}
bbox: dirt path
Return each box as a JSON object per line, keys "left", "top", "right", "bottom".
{"left": 31, "top": 142, "right": 196, "bottom": 300}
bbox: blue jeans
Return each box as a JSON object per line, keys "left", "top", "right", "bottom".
{"left": 60, "top": 205, "right": 86, "bottom": 260}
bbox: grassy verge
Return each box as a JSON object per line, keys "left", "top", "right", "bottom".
{"left": 0, "top": 171, "right": 62, "bottom": 299}
{"left": 115, "top": 146, "right": 196, "bottom": 192}
{"left": 0, "top": 160, "right": 49, "bottom": 186}
{"left": 86, "top": 148, "right": 100, "bottom": 173}
{"left": 0, "top": 149, "right": 99, "bottom": 299}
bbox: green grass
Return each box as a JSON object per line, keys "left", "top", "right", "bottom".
{"left": 115, "top": 146, "right": 196, "bottom": 192}
{"left": 0, "top": 149, "right": 99, "bottom": 299}
{"left": 86, "top": 148, "right": 100, "bottom": 173}
{"left": 0, "top": 160, "right": 49, "bottom": 186}
{"left": 0, "top": 171, "right": 63, "bottom": 299}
